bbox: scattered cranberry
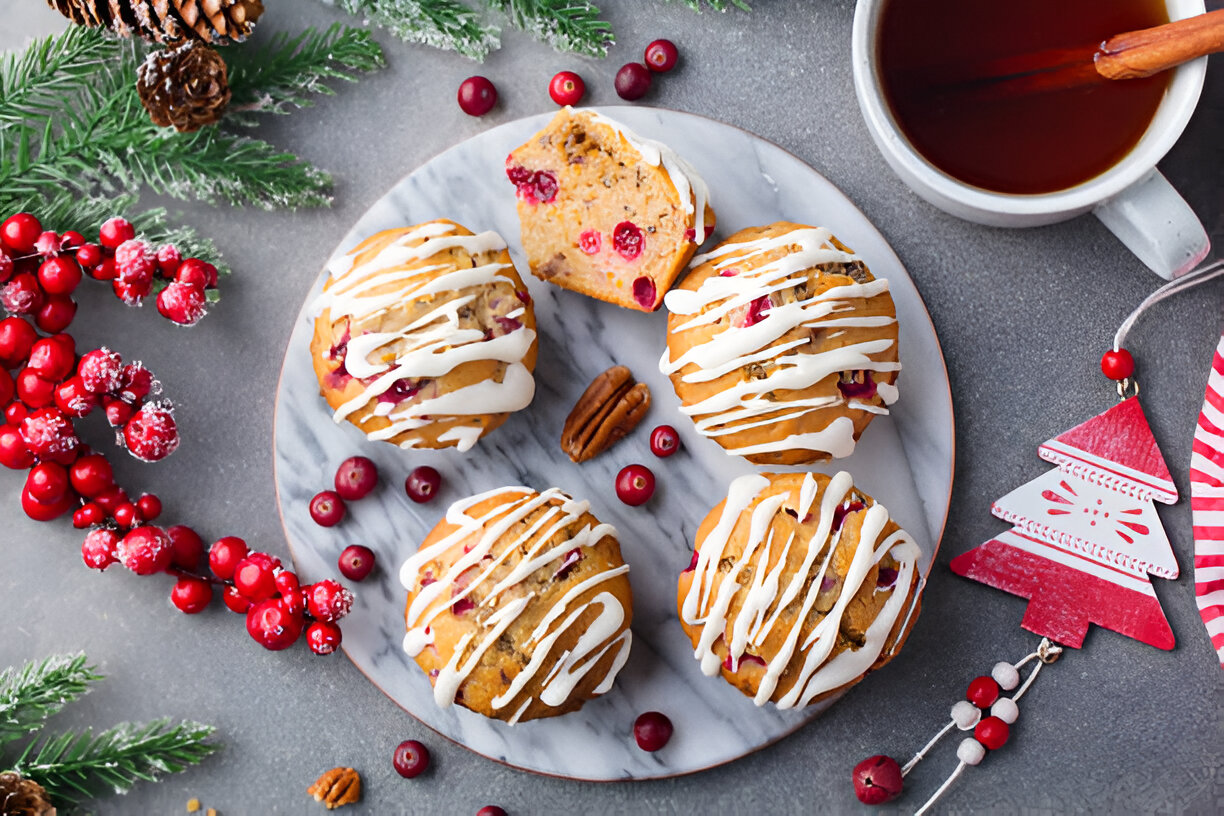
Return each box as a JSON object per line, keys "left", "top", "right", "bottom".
{"left": 644, "top": 39, "right": 679, "bottom": 72}
{"left": 104, "top": 398, "right": 134, "bottom": 428}
{"left": 1, "top": 272, "right": 43, "bottom": 316}
{"left": 72, "top": 502, "right": 105, "bottom": 529}
{"left": 405, "top": 466, "right": 441, "bottom": 504}
{"left": 113, "top": 502, "right": 140, "bottom": 529}
{"left": 94, "top": 486, "right": 129, "bottom": 515}
{"left": 223, "top": 585, "right": 252, "bottom": 614}
{"left": 0, "top": 426, "right": 32, "bottom": 470}
{"left": 98, "top": 217, "right": 135, "bottom": 250}
{"left": 177, "top": 258, "right": 218, "bottom": 288}
{"left": 549, "top": 71, "right": 585, "bottom": 106}
{"left": 27, "top": 336, "right": 76, "bottom": 381}
{"left": 476, "top": 808, "right": 508, "bottom": 816}
{"left": 616, "top": 464, "right": 655, "bottom": 506}
{"left": 55, "top": 376, "right": 99, "bottom": 418}
{"left": 458, "top": 76, "right": 497, "bottom": 116}
{"left": 233, "top": 553, "right": 279, "bottom": 602}
{"left": 209, "top": 536, "right": 249, "bottom": 580}
{"left": 166, "top": 524, "right": 204, "bottom": 569}
{"left": 157, "top": 282, "right": 208, "bottom": 326}
{"left": 37, "top": 256, "right": 82, "bottom": 295}
{"left": 1, "top": 213, "right": 42, "bottom": 253}
{"left": 306, "top": 620, "right": 343, "bottom": 655}
{"left": 116, "top": 525, "right": 173, "bottom": 575}
{"left": 137, "top": 493, "right": 162, "bottom": 521}
{"left": 26, "top": 462, "right": 69, "bottom": 504}
{"left": 75, "top": 243, "right": 102, "bottom": 269}
{"left": 245, "top": 598, "right": 304, "bottom": 650}
{"left": 69, "top": 453, "right": 113, "bottom": 498}
{"left": 338, "top": 544, "right": 376, "bottom": 582}
{"left": 170, "top": 577, "right": 214, "bottom": 614}
{"left": 21, "top": 484, "right": 75, "bottom": 521}
{"left": 650, "top": 425, "right": 680, "bottom": 457}
{"left": 1, "top": 400, "right": 23, "bottom": 426}
{"left": 1100, "top": 348, "right": 1135, "bottom": 381}
{"left": 0, "top": 316, "right": 37, "bottom": 368}
{"left": 633, "top": 711, "right": 673, "bottom": 751}
{"left": 393, "top": 739, "right": 431, "bottom": 778}
{"left": 310, "top": 490, "right": 347, "bottom": 527}
{"left": 20, "top": 407, "right": 79, "bottom": 459}
{"left": 852, "top": 755, "right": 904, "bottom": 805}
{"left": 81, "top": 528, "right": 120, "bottom": 570}
{"left": 615, "top": 63, "right": 652, "bottom": 100}
{"left": 613, "top": 221, "right": 644, "bottom": 260}
{"left": 77, "top": 348, "right": 123, "bottom": 394}
{"left": 334, "top": 455, "right": 379, "bottom": 501}
{"left": 118, "top": 363, "right": 155, "bottom": 403}
{"left": 305, "top": 579, "right": 354, "bottom": 623}
{"left": 122, "top": 401, "right": 180, "bottom": 462}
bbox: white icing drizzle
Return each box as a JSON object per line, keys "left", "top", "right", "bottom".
{"left": 681, "top": 472, "right": 920, "bottom": 710}
{"left": 578, "top": 108, "right": 711, "bottom": 228}
{"left": 659, "top": 226, "right": 900, "bottom": 459}
{"left": 312, "top": 222, "right": 536, "bottom": 452}
{"left": 399, "top": 486, "right": 633, "bottom": 720}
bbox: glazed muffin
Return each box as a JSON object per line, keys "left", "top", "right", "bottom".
{"left": 401, "top": 486, "right": 633, "bottom": 723}
{"left": 661, "top": 222, "right": 900, "bottom": 465}
{"left": 505, "top": 107, "right": 715, "bottom": 312}
{"left": 677, "top": 471, "right": 921, "bottom": 709}
{"left": 310, "top": 220, "right": 538, "bottom": 452}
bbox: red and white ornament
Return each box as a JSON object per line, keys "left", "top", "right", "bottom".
{"left": 1190, "top": 327, "right": 1224, "bottom": 667}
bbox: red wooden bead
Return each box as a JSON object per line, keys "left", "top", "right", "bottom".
{"left": 974, "top": 716, "right": 1010, "bottom": 750}
{"left": 966, "top": 675, "right": 1000, "bottom": 708}
{"left": 1100, "top": 348, "right": 1135, "bottom": 381}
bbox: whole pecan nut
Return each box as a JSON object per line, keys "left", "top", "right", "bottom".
{"left": 308, "top": 767, "right": 361, "bottom": 810}
{"left": 561, "top": 365, "right": 651, "bottom": 463}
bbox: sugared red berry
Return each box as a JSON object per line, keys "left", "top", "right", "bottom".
{"left": 26, "top": 462, "right": 69, "bottom": 504}
{"left": 974, "top": 716, "right": 1010, "bottom": 750}
{"left": 852, "top": 755, "right": 904, "bottom": 805}
{"left": 156, "top": 282, "right": 208, "bottom": 325}
{"left": 310, "top": 490, "right": 347, "bottom": 526}
{"left": 458, "top": 76, "right": 498, "bottom": 116}
{"left": 549, "top": 71, "right": 585, "bottom": 106}
{"left": 77, "top": 348, "right": 123, "bottom": 394}
{"left": 233, "top": 553, "right": 279, "bottom": 602}
{"left": 118, "top": 363, "right": 155, "bottom": 403}
{"left": 650, "top": 425, "right": 680, "bottom": 457}
{"left": 245, "top": 599, "right": 304, "bottom": 650}
{"left": 338, "top": 544, "right": 376, "bottom": 582}
{"left": 334, "top": 456, "right": 379, "bottom": 501}
{"left": 633, "top": 711, "right": 673, "bottom": 751}
{"left": 613, "top": 221, "right": 644, "bottom": 260}
{"left": 116, "top": 525, "right": 173, "bottom": 575}
{"left": 55, "top": 376, "right": 99, "bottom": 418}
{"left": 176, "top": 258, "right": 218, "bottom": 289}
{"left": 615, "top": 63, "right": 652, "bottom": 100}
{"left": 98, "top": 217, "right": 135, "bottom": 250}
{"left": 966, "top": 675, "right": 1000, "bottom": 708}
{"left": 616, "top": 464, "right": 655, "bottom": 506}
{"left": 0, "top": 425, "right": 32, "bottom": 470}
{"left": 171, "top": 577, "right": 214, "bottom": 614}
{"left": 393, "top": 739, "right": 430, "bottom": 778}
{"left": 0, "top": 273, "right": 43, "bottom": 316}
{"left": 81, "top": 528, "right": 120, "bottom": 570}
{"left": 114, "top": 238, "right": 155, "bottom": 283}
{"left": 1100, "top": 348, "right": 1135, "bottom": 381}
{"left": 166, "top": 524, "right": 204, "bottom": 569}
{"left": 305, "top": 579, "right": 354, "bottom": 623}
{"left": 306, "top": 620, "right": 343, "bottom": 655}
{"left": 155, "top": 244, "right": 182, "bottom": 278}
{"left": 122, "top": 401, "right": 180, "bottom": 462}
{"left": 645, "top": 39, "right": 679, "bottom": 72}
{"left": 405, "top": 466, "right": 441, "bottom": 504}
{"left": 209, "top": 536, "right": 249, "bottom": 580}
{"left": 20, "top": 407, "right": 79, "bottom": 459}
{"left": 37, "top": 256, "right": 82, "bottom": 295}
{"left": 0, "top": 316, "right": 37, "bottom": 368}
{"left": 69, "top": 453, "right": 114, "bottom": 498}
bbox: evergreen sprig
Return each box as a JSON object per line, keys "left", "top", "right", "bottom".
{"left": 336, "top": 0, "right": 499, "bottom": 59}
{"left": 0, "top": 653, "right": 101, "bottom": 749}
{"left": 488, "top": 0, "right": 614, "bottom": 57}
{"left": 0, "top": 26, "right": 117, "bottom": 126}
{"left": 671, "top": 0, "right": 751, "bottom": 10}
{"left": 11, "top": 718, "right": 218, "bottom": 806}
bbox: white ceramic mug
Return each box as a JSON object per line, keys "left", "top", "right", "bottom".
{"left": 851, "top": 0, "right": 1211, "bottom": 279}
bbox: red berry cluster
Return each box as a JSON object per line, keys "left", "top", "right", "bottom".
{"left": 0, "top": 212, "right": 218, "bottom": 328}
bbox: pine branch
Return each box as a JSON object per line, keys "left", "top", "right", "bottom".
{"left": 488, "top": 0, "right": 613, "bottom": 57}
{"left": 0, "top": 27, "right": 121, "bottom": 127}
{"left": 671, "top": 0, "right": 751, "bottom": 11}
{"left": 334, "top": 0, "right": 500, "bottom": 60}
{"left": 12, "top": 718, "right": 218, "bottom": 806}
{"left": 226, "top": 24, "right": 386, "bottom": 124}
{"left": 0, "top": 653, "right": 102, "bottom": 749}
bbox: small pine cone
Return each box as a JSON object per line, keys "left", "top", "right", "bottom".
{"left": 46, "top": 0, "right": 263, "bottom": 45}
{"left": 137, "top": 41, "right": 231, "bottom": 133}
{"left": 0, "top": 771, "right": 55, "bottom": 816}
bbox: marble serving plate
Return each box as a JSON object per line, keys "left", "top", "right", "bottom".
{"left": 272, "top": 107, "right": 954, "bottom": 780}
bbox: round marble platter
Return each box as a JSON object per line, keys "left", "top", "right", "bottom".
{"left": 272, "top": 107, "right": 954, "bottom": 781}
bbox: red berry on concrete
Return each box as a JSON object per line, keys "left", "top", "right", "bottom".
{"left": 852, "top": 755, "right": 904, "bottom": 805}
{"left": 104, "top": 398, "right": 134, "bottom": 428}
{"left": 33, "top": 231, "right": 60, "bottom": 256}
{"left": 0, "top": 425, "right": 32, "bottom": 470}
{"left": 156, "top": 282, "right": 208, "bottom": 326}
{"left": 644, "top": 39, "right": 679, "bottom": 72}
{"left": 223, "top": 585, "right": 252, "bottom": 614}
{"left": 35, "top": 296, "right": 77, "bottom": 334}
{"left": 633, "top": 711, "right": 673, "bottom": 751}
{"left": 21, "top": 484, "right": 75, "bottom": 521}
{"left": 245, "top": 598, "right": 304, "bottom": 650}
{"left": 338, "top": 544, "right": 376, "bottom": 582}
{"left": 98, "top": 217, "right": 135, "bottom": 250}
{"left": 166, "top": 524, "right": 204, "bottom": 569}
{"left": 136, "top": 493, "right": 162, "bottom": 521}
{"left": 72, "top": 502, "right": 105, "bottom": 529}
{"left": 476, "top": 808, "right": 508, "bottom": 816}
{"left": 26, "top": 462, "right": 69, "bottom": 504}
{"left": 208, "top": 536, "right": 249, "bottom": 580}
{"left": 91, "top": 258, "right": 116, "bottom": 282}
{"left": 81, "top": 528, "right": 120, "bottom": 570}
{"left": 118, "top": 363, "right": 156, "bottom": 402}
{"left": 3, "top": 403, "right": 26, "bottom": 426}
{"left": 309, "top": 490, "right": 346, "bottom": 526}
{"left": 122, "top": 401, "right": 180, "bottom": 462}
{"left": 457, "top": 76, "right": 497, "bottom": 116}
{"left": 305, "top": 580, "right": 354, "bottom": 623}
{"left": 70, "top": 453, "right": 114, "bottom": 498}
{"left": 650, "top": 425, "right": 680, "bottom": 457}
{"left": 27, "top": 337, "right": 75, "bottom": 381}
{"left": 1, "top": 213, "right": 42, "bottom": 253}
{"left": 94, "top": 486, "right": 129, "bottom": 515}
{"left": 116, "top": 525, "right": 173, "bottom": 575}
{"left": 0, "top": 273, "right": 44, "bottom": 316}
{"left": 615, "top": 63, "right": 652, "bottom": 100}
{"left": 966, "top": 675, "right": 1000, "bottom": 708}
{"left": 334, "top": 455, "right": 379, "bottom": 501}
{"left": 55, "top": 376, "right": 99, "bottom": 418}
{"left": 75, "top": 243, "right": 102, "bottom": 270}
{"left": 60, "top": 231, "right": 85, "bottom": 250}
{"left": 113, "top": 502, "right": 141, "bottom": 529}
{"left": 616, "top": 464, "right": 655, "bottom": 506}
{"left": 405, "top": 466, "right": 441, "bottom": 504}
{"left": 77, "top": 348, "right": 124, "bottom": 394}
{"left": 974, "top": 716, "right": 1010, "bottom": 750}
{"left": 170, "top": 577, "right": 214, "bottom": 614}
{"left": 37, "top": 256, "right": 82, "bottom": 295}
{"left": 176, "top": 258, "right": 217, "bottom": 288}
{"left": 1100, "top": 348, "right": 1135, "bottom": 381}
{"left": 549, "top": 71, "right": 586, "bottom": 106}
{"left": 306, "top": 620, "right": 343, "bottom": 655}
{"left": 0, "top": 316, "right": 37, "bottom": 368}
{"left": 392, "top": 740, "right": 430, "bottom": 778}
{"left": 233, "top": 553, "right": 279, "bottom": 602}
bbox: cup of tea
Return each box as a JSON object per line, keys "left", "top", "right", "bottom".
{"left": 852, "top": 0, "right": 1210, "bottom": 279}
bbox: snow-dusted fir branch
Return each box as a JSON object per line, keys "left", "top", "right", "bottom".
{"left": 0, "top": 653, "right": 101, "bottom": 749}
{"left": 335, "top": 0, "right": 500, "bottom": 59}
{"left": 0, "top": 26, "right": 118, "bottom": 126}
{"left": 487, "top": 0, "right": 614, "bottom": 57}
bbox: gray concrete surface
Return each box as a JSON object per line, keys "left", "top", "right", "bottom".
{"left": 1, "top": 1, "right": 1221, "bottom": 814}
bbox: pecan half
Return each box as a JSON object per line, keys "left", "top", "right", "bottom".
{"left": 308, "top": 767, "right": 361, "bottom": 810}
{"left": 561, "top": 365, "right": 651, "bottom": 463}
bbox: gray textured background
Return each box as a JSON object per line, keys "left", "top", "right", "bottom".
{"left": 1, "top": 1, "right": 1221, "bottom": 814}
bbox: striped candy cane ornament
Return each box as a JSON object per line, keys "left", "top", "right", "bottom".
{"left": 1191, "top": 332, "right": 1224, "bottom": 667}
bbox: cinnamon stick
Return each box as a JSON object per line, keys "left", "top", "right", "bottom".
{"left": 1095, "top": 9, "right": 1224, "bottom": 80}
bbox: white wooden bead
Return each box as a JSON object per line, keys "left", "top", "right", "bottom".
{"left": 957, "top": 737, "right": 987, "bottom": 766}
{"left": 951, "top": 700, "right": 981, "bottom": 730}
{"left": 991, "top": 697, "right": 1020, "bottom": 724}
{"left": 992, "top": 661, "right": 1020, "bottom": 691}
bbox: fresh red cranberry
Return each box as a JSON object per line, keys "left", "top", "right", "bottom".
{"left": 166, "top": 524, "right": 204, "bottom": 569}
{"left": 309, "top": 490, "right": 347, "bottom": 526}
{"left": 35, "top": 295, "right": 77, "bottom": 334}
{"left": 104, "top": 398, "right": 134, "bottom": 428}
{"left": 632, "top": 276, "right": 656, "bottom": 310}
{"left": 0, "top": 368, "right": 10, "bottom": 405}
{"left": 616, "top": 464, "right": 655, "bottom": 506}
{"left": 179, "top": 258, "right": 218, "bottom": 288}
{"left": 20, "top": 407, "right": 79, "bottom": 459}
{"left": 837, "top": 371, "right": 877, "bottom": 400}
{"left": 170, "top": 577, "right": 214, "bottom": 614}
{"left": 55, "top": 376, "right": 99, "bottom": 418}
{"left": 0, "top": 249, "right": 10, "bottom": 283}
{"left": 37, "top": 256, "right": 82, "bottom": 295}
{"left": 644, "top": 39, "right": 679, "bottom": 72}
{"left": 69, "top": 453, "right": 114, "bottom": 498}
{"left": 118, "top": 363, "right": 155, "bottom": 402}
{"left": 72, "top": 502, "right": 105, "bottom": 529}
{"left": 1, "top": 273, "right": 44, "bottom": 315}
{"left": 1, "top": 213, "right": 42, "bottom": 253}
{"left": 0, "top": 425, "right": 32, "bottom": 470}
{"left": 476, "top": 808, "right": 508, "bottom": 816}
{"left": 74, "top": 243, "right": 102, "bottom": 269}
{"left": 59, "top": 230, "right": 84, "bottom": 250}
{"left": 81, "top": 528, "right": 120, "bottom": 570}
{"left": 233, "top": 553, "right": 279, "bottom": 602}
{"left": 116, "top": 525, "right": 173, "bottom": 575}
{"left": 615, "top": 63, "right": 653, "bottom": 100}
{"left": 245, "top": 599, "right": 304, "bottom": 650}
{"left": 111, "top": 275, "right": 152, "bottom": 305}
{"left": 223, "top": 585, "right": 252, "bottom": 614}
{"left": 305, "top": 579, "right": 354, "bottom": 623}
{"left": 208, "top": 535, "right": 249, "bottom": 580}
{"left": 0, "top": 316, "right": 37, "bottom": 367}
{"left": 457, "top": 76, "right": 497, "bottom": 116}
{"left": 136, "top": 493, "right": 162, "bottom": 521}
{"left": 27, "top": 337, "right": 75, "bottom": 381}
{"left": 334, "top": 455, "right": 379, "bottom": 501}
{"left": 26, "top": 462, "right": 69, "bottom": 504}
{"left": 77, "top": 348, "right": 123, "bottom": 394}
{"left": 157, "top": 282, "right": 208, "bottom": 325}
{"left": 852, "top": 755, "right": 904, "bottom": 805}
{"left": 3, "top": 402, "right": 26, "bottom": 425}
{"left": 98, "top": 217, "right": 135, "bottom": 249}
{"left": 393, "top": 739, "right": 430, "bottom": 778}
{"left": 549, "top": 70, "right": 585, "bottom": 106}
{"left": 90, "top": 258, "right": 117, "bottom": 281}
{"left": 633, "top": 711, "right": 673, "bottom": 751}
{"left": 274, "top": 570, "right": 303, "bottom": 614}
{"left": 405, "top": 466, "right": 442, "bottom": 504}
{"left": 33, "top": 231, "right": 60, "bottom": 256}
{"left": 94, "top": 486, "right": 129, "bottom": 515}
{"left": 649, "top": 424, "right": 680, "bottom": 457}
{"left": 1101, "top": 348, "right": 1135, "bottom": 380}
{"left": 306, "top": 620, "right": 343, "bottom": 655}
{"left": 113, "top": 502, "right": 141, "bottom": 529}
{"left": 21, "top": 483, "right": 75, "bottom": 521}
{"left": 613, "top": 222, "right": 644, "bottom": 260}
{"left": 154, "top": 244, "right": 182, "bottom": 278}
{"left": 579, "top": 230, "right": 602, "bottom": 255}
{"left": 122, "top": 401, "right": 179, "bottom": 462}
{"left": 338, "top": 544, "right": 376, "bottom": 582}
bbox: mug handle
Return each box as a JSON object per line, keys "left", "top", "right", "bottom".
{"left": 1094, "top": 168, "right": 1210, "bottom": 280}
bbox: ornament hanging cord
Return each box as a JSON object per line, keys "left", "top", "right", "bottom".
{"left": 1114, "top": 260, "right": 1224, "bottom": 352}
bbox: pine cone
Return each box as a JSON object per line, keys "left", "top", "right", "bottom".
{"left": 0, "top": 772, "right": 55, "bottom": 816}
{"left": 137, "top": 41, "right": 232, "bottom": 132}
{"left": 45, "top": 0, "right": 263, "bottom": 45}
